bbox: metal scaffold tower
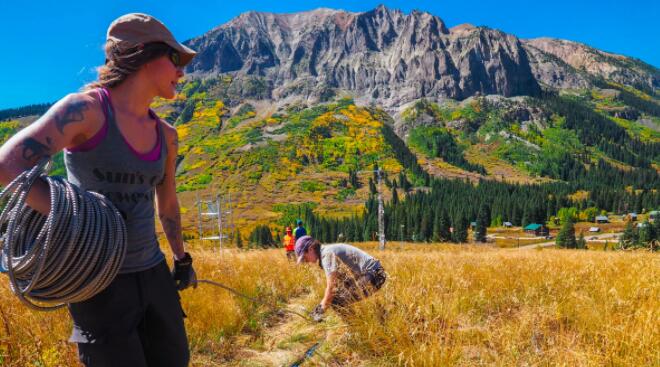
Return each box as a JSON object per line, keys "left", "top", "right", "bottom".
{"left": 196, "top": 191, "right": 234, "bottom": 254}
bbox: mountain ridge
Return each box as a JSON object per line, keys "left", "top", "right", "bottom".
{"left": 182, "top": 5, "right": 658, "bottom": 109}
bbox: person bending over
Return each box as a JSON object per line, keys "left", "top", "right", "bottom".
{"left": 294, "top": 235, "right": 386, "bottom": 320}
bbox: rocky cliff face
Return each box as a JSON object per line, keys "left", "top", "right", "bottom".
{"left": 522, "top": 42, "right": 592, "bottom": 90}
{"left": 185, "top": 6, "right": 543, "bottom": 107}
{"left": 184, "top": 5, "right": 658, "bottom": 107}
{"left": 524, "top": 38, "right": 659, "bottom": 91}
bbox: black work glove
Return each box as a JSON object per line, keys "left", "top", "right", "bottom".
{"left": 172, "top": 252, "right": 197, "bottom": 291}
{"left": 310, "top": 304, "right": 325, "bottom": 322}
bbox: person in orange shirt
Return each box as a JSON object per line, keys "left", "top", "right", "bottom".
{"left": 284, "top": 227, "right": 296, "bottom": 261}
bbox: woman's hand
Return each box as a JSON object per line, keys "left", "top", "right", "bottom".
{"left": 172, "top": 252, "right": 197, "bottom": 290}
{"left": 310, "top": 304, "right": 325, "bottom": 322}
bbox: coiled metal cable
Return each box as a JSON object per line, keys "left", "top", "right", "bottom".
{"left": 0, "top": 158, "right": 126, "bottom": 311}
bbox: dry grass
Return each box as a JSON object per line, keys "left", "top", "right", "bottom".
{"left": 332, "top": 244, "right": 659, "bottom": 366}
{"left": 573, "top": 221, "right": 627, "bottom": 234}
{"left": 0, "top": 242, "right": 658, "bottom": 366}
{"left": 181, "top": 245, "right": 316, "bottom": 365}
{"left": 0, "top": 242, "right": 316, "bottom": 366}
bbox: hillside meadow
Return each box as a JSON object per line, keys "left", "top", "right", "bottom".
{"left": 0, "top": 241, "right": 657, "bottom": 366}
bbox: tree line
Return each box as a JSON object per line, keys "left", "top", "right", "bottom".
{"left": 0, "top": 103, "right": 52, "bottom": 121}
{"left": 265, "top": 171, "right": 658, "bottom": 246}
{"left": 555, "top": 217, "right": 658, "bottom": 251}
{"left": 536, "top": 94, "right": 659, "bottom": 168}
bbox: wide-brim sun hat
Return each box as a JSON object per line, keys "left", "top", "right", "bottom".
{"left": 107, "top": 13, "right": 197, "bottom": 66}
{"left": 295, "top": 235, "right": 314, "bottom": 264}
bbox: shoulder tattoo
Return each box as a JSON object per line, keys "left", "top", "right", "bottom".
{"left": 55, "top": 99, "right": 89, "bottom": 134}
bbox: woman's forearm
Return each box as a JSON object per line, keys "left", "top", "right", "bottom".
{"left": 159, "top": 205, "right": 185, "bottom": 259}
{"left": 321, "top": 273, "right": 336, "bottom": 309}
{"left": 321, "top": 288, "right": 333, "bottom": 309}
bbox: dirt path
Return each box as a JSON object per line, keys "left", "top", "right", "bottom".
{"left": 518, "top": 232, "right": 622, "bottom": 249}
{"left": 228, "top": 292, "right": 329, "bottom": 367}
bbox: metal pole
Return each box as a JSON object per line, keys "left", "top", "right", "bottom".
{"left": 220, "top": 195, "right": 222, "bottom": 256}
{"left": 228, "top": 190, "right": 235, "bottom": 244}
{"left": 356, "top": 168, "right": 387, "bottom": 250}
{"left": 196, "top": 192, "right": 203, "bottom": 244}
{"left": 377, "top": 168, "right": 385, "bottom": 250}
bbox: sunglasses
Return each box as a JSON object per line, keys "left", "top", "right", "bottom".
{"left": 168, "top": 49, "right": 183, "bottom": 67}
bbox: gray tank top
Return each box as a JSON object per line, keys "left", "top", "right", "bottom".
{"left": 64, "top": 88, "right": 166, "bottom": 273}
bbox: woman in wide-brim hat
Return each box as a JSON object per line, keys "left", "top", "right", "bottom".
{"left": 0, "top": 13, "right": 197, "bottom": 366}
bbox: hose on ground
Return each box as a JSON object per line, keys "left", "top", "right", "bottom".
{"left": 0, "top": 158, "right": 127, "bottom": 311}
{"left": 196, "top": 279, "right": 324, "bottom": 366}
{"left": 196, "top": 279, "right": 312, "bottom": 321}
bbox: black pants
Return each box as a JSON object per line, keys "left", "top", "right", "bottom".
{"left": 68, "top": 260, "right": 189, "bottom": 367}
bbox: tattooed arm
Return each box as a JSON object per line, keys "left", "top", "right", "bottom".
{"left": 0, "top": 92, "right": 103, "bottom": 214}
{"left": 156, "top": 121, "right": 186, "bottom": 260}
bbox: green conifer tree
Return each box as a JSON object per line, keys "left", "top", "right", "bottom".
{"left": 638, "top": 221, "right": 655, "bottom": 248}
{"left": 439, "top": 212, "right": 451, "bottom": 242}
{"left": 432, "top": 212, "right": 441, "bottom": 242}
{"left": 475, "top": 204, "right": 489, "bottom": 243}
{"left": 619, "top": 221, "right": 637, "bottom": 249}
{"left": 391, "top": 186, "right": 399, "bottom": 205}
{"left": 556, "top": 218, "right": 577, "bottom": 248}
{"left": 576, "top": 232, "right": 587, "bottom": 249}
{"left": 453, "top": 216, "right": 468, "bottom": 243}
{"left": 235, "top": 232, "right": 243, "bottom": 249}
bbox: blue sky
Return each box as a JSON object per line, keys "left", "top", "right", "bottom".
{"left": 0, "top": 0, "right": 658, "bottom": 109}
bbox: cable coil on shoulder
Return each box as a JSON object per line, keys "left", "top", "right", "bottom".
{"left": 0, "top": 158, "right": 127, "bottom": 311}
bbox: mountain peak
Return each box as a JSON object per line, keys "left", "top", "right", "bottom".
{"left": 449, "top": 23, "right": 477, "bottom": 34}
{"left": 184, "top": 6, "right": 657, "bottom": 107}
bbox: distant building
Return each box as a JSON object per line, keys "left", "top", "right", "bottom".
{"left": 503, "top": 222, "right": 513, "bottom": 228}
{"left": 588, "top": 227, "right": 600, "bottom": 233}
{"left": 628, "top": 213, "right": 637, "bottom": 222}
{"left": 523, "top": 223, "right": 549, "bottom": 236}
{"left": 595, "top": 215, "right": 609, "bottom": 223}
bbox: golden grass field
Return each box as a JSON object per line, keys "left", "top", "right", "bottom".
{"left": 0, "top": 242, "right": 658, "bottom": 366}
